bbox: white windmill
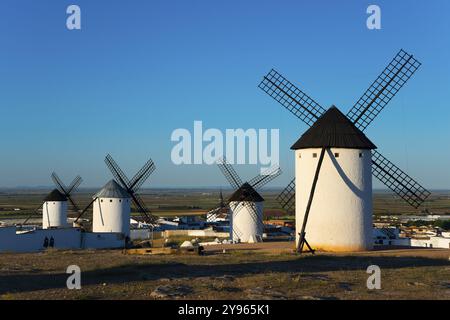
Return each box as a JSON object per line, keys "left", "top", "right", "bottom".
{"left": 42, "top": 189, "right": 68, "bottom": 229}
{"left": 207, "top": 158, "right": 281, "bottom": 243}
{"left": 291, "top": 106, "right": 376, "bottom": 251}
{"left": 74, "top": 154, "right": 157, "bottom": 238}
{"left": 259, "top": 49, "right": 431, "bottom": 253}
{"left": 92, "top": 180, "right": 131, "bottom": 236}
{"left": 21, "top": 174, "right": 83, "bottom": 228}
{"left": 228, "top": 182, "right": 266, "bottom": 243}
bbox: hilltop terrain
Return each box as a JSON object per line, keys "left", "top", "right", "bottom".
{"left": 0, "top": 245, "right": 449, "bottom": 300}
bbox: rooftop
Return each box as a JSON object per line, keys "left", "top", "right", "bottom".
{"left": 94, "top": 180, "right": 130, "bottom": 199}
{"left": 228, "top": 183, "right": 264, "bottom": 202}
{"left": 43, "top": 189, "right": 67, "bottom": 202}
{"left": 291, "top": 106, "right": 377, "bottom": 150}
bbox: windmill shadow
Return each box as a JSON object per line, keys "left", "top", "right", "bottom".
{"left": 327, "top": 149, "right": 366, "bottom": 199}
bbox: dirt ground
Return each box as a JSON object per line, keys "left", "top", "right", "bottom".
{"left": 0, "top": 243, "right": 449, "bottom": 300}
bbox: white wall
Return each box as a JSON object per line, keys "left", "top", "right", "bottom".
{"left": 0, "top": 227, "right": 81, "bottom": 253}
{"left": 0, "top": 226, "right": 125, "bottom": 253}
{"left": 295, "top": 148, "right": 373, "bottom": 252}
{"left": 163, "top": 229, "right": 230, "bottom": 238}
{"left": 92, "top": 197, "right": 131, "bottom": 237}
{"left": 409, "top": 237, "right": 450, "bottom": 248}
{"left": 81, "top": 232, "right": 125, "bottom": 249}
{"left": 411, "top": 238, "right": 431, "bottom": 247}
{"left": 431, "top": 237, "right": 450, "bottom": 249}
{"left": 229, "top": 201, "right": 263, "bottom": 243}
{"left": 42, "top": 201, "right": 68, "bottom": 229}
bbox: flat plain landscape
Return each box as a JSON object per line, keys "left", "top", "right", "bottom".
{"left": 1, "top": 188, "right": 450, "bottom": 221}
{"left": 1, "top": 189, "right": 449, "bottom": 300}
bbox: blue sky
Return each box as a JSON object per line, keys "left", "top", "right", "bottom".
{"left": 0, "top": 0, "right": 449, "bottom": 189}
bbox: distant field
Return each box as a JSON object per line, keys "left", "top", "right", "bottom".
{"left": 0, "top": 188, "right": 449, "bottom": 221}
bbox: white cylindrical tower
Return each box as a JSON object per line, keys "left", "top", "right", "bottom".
{"left": 228, "top": 183, "right": 264, "bottom": 243}
{"left": 92, "top": 180, "right": 131, "bottom": 237}
{"left": 292, "top": 106, "right": 376, "bottom": 252}
{"left": 42, "top": 189, "right": 68, "bottom": 229}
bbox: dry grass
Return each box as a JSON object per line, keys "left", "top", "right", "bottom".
{"left": 0, "top": 246, "right": 449, "bottom": 300}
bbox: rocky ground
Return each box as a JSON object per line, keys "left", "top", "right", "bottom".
{"left": 0, "top": 244, "right": 449, "bottom": 300}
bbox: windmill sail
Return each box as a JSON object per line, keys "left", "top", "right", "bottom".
{"left": 104, "top": 154, "right": 157, "bottom": 225}
{"left": 276, "top": 178, "right": 295, "bottom": 214}
{"left": 51, "top": 172, "right": 82, "bottom": 213}
{"left": 129, "top": 159, "right": 155, "bottom": 192}
{"left": 105, "top": 154, "right": 131, "bottom": 187}
{"left": 67, "top": 176, "right": 82, "bottom": 194}
{"left": 247, "top": 165, "right": 282, "bottom": 190}
{"left": 217, "top": 157, "right": 243, "bottom": 189}
{"left": 260, "top": 50, "right": 430, "bottom": 209}
{"left": 259, "top": 69, "right": 326, "bottom": 126}
{"left": 347, "top": 49, "right": 421, "bottom": 131}
{"left": 371, "top": 150, "right": 431, "bottom": 208}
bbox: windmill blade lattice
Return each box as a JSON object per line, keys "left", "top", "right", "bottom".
{"left": 371, "top": 150, "right": 431, "bottom": 208}
{"left": 67, "top": 176, "right": 82, "bottom": 194}
{"left": 259, "top": 69, "right": 326, "bottom": 127}
{"left": 104, "top": 154, "right": 157, "bottom": 224}
{"left": 129, "top": 192, "right": 157, "bottom": 224}
{"left": 276, "top": 178, "right": 295, "bottom": 214}
{"left": 259, "top": 50, "right": 430, "bottom": 209}
{"left": 205, "top": 190, "right": 228, "bottom": 222}
{"left": 248, "top": 165, "right": 282, "bottom": 190}
{"left": 241, "top": 202, "right": 265, "bottom": 234}
{"left": 347, "top": 49, "right": 421, "bottom": 131}
{"left": 231, "top": 219, "right": 244, "bottom": 241}
{"left": 206, "top": 207, "right": 222, "bottom": 222}
{"left": 105, "top": 154, "right": 132, "bottom": 188}
{"left": 231, "top": 201, "right": 264, "bottom": 238}
{"left": 129, "top": 159, "right": 155, "bottom": 192}
{"left": 215, "top": 159, "right": 281, "bottom": 241}
{"left": 51, "top": 172, "right": 82, "bottom": 213}
{"left": 217, "top": 157, "right": 243, "bottom": 189}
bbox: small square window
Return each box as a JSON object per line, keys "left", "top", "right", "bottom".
{"left": 359, "top": 153, "right": 363, "bottom": 158}
{"left": 334, "top": 153, "right": 339, "bottom": 158}
{"left": 101, "top": 199, "right": 103, "bottom": 203}
{"left": 110, "top": 199, "right": 113, "bottom": 203}
{"left": 298, "top": 153, "right": 301, "bottom": 158}
{"left": 312, "top": 153, "right": 317, "bottom": 158}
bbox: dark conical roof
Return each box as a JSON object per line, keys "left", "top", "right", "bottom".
{"left": 291, "top": 106, "right": 377, "bottom": 150}
{"left": 94, "top": 180, "right": 130, "bottom": 199}
{"left": 228, "top": 183, "right": 264, "bottom": 202}
{"left": 44, "top": 189, "right": 67, "bottom": 202}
